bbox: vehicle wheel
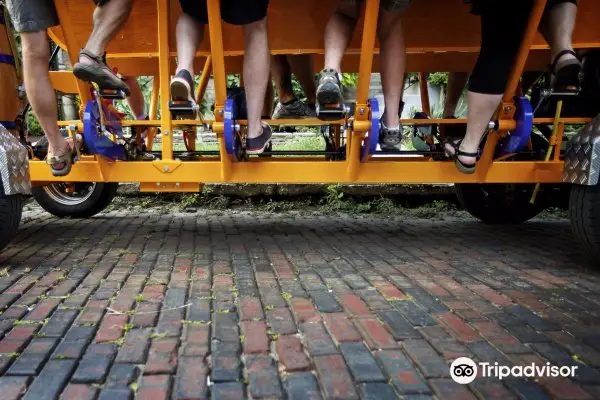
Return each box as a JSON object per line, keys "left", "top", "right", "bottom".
{"left": 569, "top": 185, "right": 600, "bottom": 258}
{"left": 455, "top": 183, "right": 547, "bottom": 224}
{"left": 0, "top": 181, "right": 23, "bottom": 251}
{"left": 32, "top": 182, "right": 118, "bottom": 218}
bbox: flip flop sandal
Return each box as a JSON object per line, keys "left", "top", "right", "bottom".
{"left": 443, "top": 139, "right": 478, "bottom": 175}
{"left": 551, "top": 49, "right": 582, "bottom": 92}
{"left": 73, "top": 49, "right": 131, "bottom": 95}
{"left": 46, "top": 134, "right": 82, "bottom": 177}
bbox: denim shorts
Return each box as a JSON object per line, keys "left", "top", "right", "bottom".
{"left": 4, "top": 0, "right": 59, "bottom": 33}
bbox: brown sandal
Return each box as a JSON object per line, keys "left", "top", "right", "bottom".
{"left": 46, "top": 134, "right": 82, "bottom": 177}
{"left": 73, "top": 49, "right": 130, "bottom": 95}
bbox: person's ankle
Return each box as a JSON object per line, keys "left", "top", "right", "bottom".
{"left": 247, "top": 122, "right": 263, "bottom": 139}
{"left": 175, "top": 67, "right": 194, "bottom": 77}
{"left": 79, "top": 47, "right": 102, "bottom": 65}
{"left": 279, "top": 93, "right": 295, "bottom": 104}
{"left": 383, "top": 114, "right": 400, "bottom": 130}
{"left": 554, "top": 48, "right": 577, "bottom": 62}
{"left": 49, "top": 137, "right": 67, "bottom": 156}
{"left": 323, "top": 66, "right": 341, "bottom": 74}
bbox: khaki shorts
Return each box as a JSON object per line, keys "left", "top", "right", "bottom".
{"left": 4, "top": 0, "right": 59, "bottom": 33}
{"left": 343, "top": 0, "right": 412, "bottom": 12}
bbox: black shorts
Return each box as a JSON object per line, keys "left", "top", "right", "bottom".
{"left": 469, "top": 0, "right": 577, "bottom": 16}
{"left": 179, "top": 0, "right": 269, "bottom": 26}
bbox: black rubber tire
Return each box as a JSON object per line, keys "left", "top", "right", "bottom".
{"left": 0, "top": 181, "right": 23, "bottom": 252}
{"left": 32, "top": 182, "right": 118, "bottom": 218}
{"left": 569, "top": 185, "right": 600, "bottom": 258}
{"left": 455, "top": 183, "right": 547, "bottom": 224}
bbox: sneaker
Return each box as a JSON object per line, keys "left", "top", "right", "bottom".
{"left": 379, "top": 123, "right": 403, "bottom": 151}
{"left": 246, "top": 124, "right": 273, "bottom": 155}
{"left": 272, "top": 99, "right": 318, "bottom": 119}
{"left": 136, "top": 152, "right": 155, "bottom": 161}
{"left": 316, "top": 69, "right": 343, "bottom": 105}
{"left": 170, "top": 70, "right": 195, "bottom": 102}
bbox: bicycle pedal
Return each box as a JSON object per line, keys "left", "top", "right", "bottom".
{"left": 169, "top": 101, "right": 199, "bottom": 119}
{"left": 316, "top": 103, "right": 349, "bottom": 121}
{"left": 97, "top": 89, "right": 127, "bottom": 100}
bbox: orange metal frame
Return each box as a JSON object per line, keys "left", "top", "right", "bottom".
{"left": 17, "top": 0, "right": 600, "bottom": 186}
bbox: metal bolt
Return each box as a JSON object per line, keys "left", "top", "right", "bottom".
{"left": 163, "top": 166, "right": 169, "bottom": 172}
{"left": 156, "top": 182, "right": 161, "bottom": 186}
{"left": 176, "top": 182, "right": 181, "bottom": 187}
{"left": 218, "top": 110, "right": 224, "bottom": 116}
{"left": 359, "top": 108, "right": 365, "bottom": 115}
{"left": 164, "top": 130, "right": 169, "bottom": 136}
{"left": 504, "top": 106, "right": 512, "bottom": 112}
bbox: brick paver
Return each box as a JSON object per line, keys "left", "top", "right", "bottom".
{"left": 0, "top": 204, "right": 599, "bottom": 398}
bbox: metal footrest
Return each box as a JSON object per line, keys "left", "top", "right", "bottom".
{"left": 540, "top": 88, "right": 581, "bottom": 98}
{"left": 317, "top": 103, "right": 350, "bottom": 121}
{"left": 169, "top": 101, "right": 199, "bottom": 119}
{"left": 97, "top": 89, "right": 127, "bottom": 100}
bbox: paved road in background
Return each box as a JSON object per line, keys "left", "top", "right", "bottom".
{"left": 0, "top": 205, "right": 598, "bottom": 399}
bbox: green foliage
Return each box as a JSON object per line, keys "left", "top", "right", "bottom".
{"left": 427, "top": 72, "right": 449, "bottom": 88}
{"left": 227, "top": 74, "right": 241, "bottom": 88}
{"left": 406, "top": 72, "right": 450, "bottom": 89}
{"left": 27, "top": 110, "right": 42, "bottom": 135}
{"left": 341, "top": 73, "right": 359, "bottom": 88}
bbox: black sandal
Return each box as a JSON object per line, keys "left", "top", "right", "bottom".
{"left": 73, "top": 49, "right": 131, "bottom": 95}
{"left": 551, "top": 49, "right": 581, "bottom": 92}
{"left": 443, "top": 139, "right": 479, "bottom": 175}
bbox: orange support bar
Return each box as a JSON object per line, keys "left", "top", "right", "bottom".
{"left": 53, "top": 0, "right": 92, "bottom": 112}
{"left": 207, "top": 0, "right": 232, "bottom": 181}
{"left": 195, "top": 56, "right": 213, "bottom": 105}
{"left": 145, "top": 75, "right": 160, "bottom": 150}
{"left": 478, "top": 0, "right": 548, "bottom": 179}
{"left": 348, "top": 0, "right": 380, "bottom": 180}
{"left": 157, "top": 0, "right": 173, "bottom": 160}
{"left": 355, "top": 0, "right": 381, "bottom": 106}
{"left": 503, "top": 0, "right": 548, "bottom": 103}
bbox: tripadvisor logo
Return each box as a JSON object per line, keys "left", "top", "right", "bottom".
{"left": 450, "top": 357, "right": 478, "bottom": 384}
{"left": 450, "top": 357, "right": 578, "bottom": 384}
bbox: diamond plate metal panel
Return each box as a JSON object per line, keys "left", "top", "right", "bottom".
{"left": 0, "top": 125, "right": 31, "bottom": 195}
{"left": 563, "top": 114, "right": 600, "bottom": 185}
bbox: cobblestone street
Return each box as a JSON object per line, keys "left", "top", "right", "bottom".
{"left": 0, "top": 204, "right": 599, "bottom": 399}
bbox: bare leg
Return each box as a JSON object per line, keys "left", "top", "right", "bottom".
{"left": 243, "top": 18, "right": 270, "bottom": 139}
{"left": 73, "top": 0, "right": 133, "bottom": 92}
{"left": 443, "top": 72, "right": 469, "bottom": 117}
{"left": 21, "top": 32, "right": 67, "bottom": 159}
{"left": 175, "top": 14, "right": 205, "bottom": 76}
{"left": 263, "top": 76, "right": 274, "bottom": 118}
{"left": 452, "top": 91, "right": 501, "bottom": 165}
{"left": 288, "top": 55, "right": 316, "bottom": 104}
{"left": 540, "top": 2, "right": 577, "bottom": 64}
{"left": 81, "top": 0, "right": 133, "bottom": 58}
{"left": 125, "top": 77, "right": 145, "bottom": 118}
{"left": 323, "top": 3, "right": 359, "bottom": 73}
{"left": 271, "top": 55, "right": 317, "bottom": 119}
{"left": 378, "top": 9, "right": 405, "bottom": 129}
{"left": 271, "top": 55, "right": 295, "bottom": 103}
